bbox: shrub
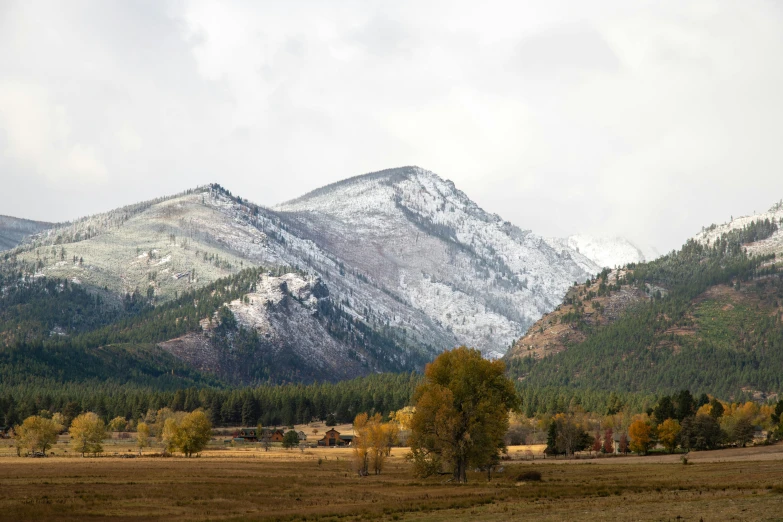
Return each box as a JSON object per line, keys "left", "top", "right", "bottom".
{"left": 516, "top": 470, "right": 542, "bottom": 482}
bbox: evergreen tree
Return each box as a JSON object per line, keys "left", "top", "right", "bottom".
{"left": 241, "top": 395, "right": 261, "bottom": 426}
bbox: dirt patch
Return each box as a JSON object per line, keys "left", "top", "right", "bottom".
{"left": 508, "top": 274, "right": 647, "bottom": 361}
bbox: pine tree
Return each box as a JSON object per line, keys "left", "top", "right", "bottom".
{"left": 241, "top": 395, "right": 260, "bottom": 426}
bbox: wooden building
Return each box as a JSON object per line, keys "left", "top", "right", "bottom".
{"left": 317, "top": 428, "right": 355, "bottom": 447}
{"left": 237, "top": 428, "right": 259, "bottom": 442}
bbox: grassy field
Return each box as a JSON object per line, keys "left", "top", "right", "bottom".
{"left": 1, "top": 440, "right": 782, "bottom": 521}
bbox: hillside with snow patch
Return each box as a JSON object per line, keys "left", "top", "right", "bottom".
{"left": 4, "top": 166, "right": 647, "bottom": 379}
{"left": 0, "top": 215, "right": 54, "bottom": 251}
{"left": 275, "top": 167, "right": 601, "bottom": 357}
{"left": 545, "top": 235, "right": 647, "bottom": 269}
{"left": 692, "top": 200, "right": 783, "bottom": 258}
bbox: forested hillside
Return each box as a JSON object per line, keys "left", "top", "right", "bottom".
{"left": 0, "top": 264, "right": 426, "bottom": 386}
{"left": 0, "top": 215, "right": 53, "bottom": 251}
{"left": 508, "top": 219, "right": 783, "bottom": 400}
{"left": 2, "top": 170, "right": 608, "bottom": 361}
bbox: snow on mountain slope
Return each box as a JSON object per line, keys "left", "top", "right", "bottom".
{"left": 0, "top": 215, "right": 54, "bottom": 251}
{"left": 275, "top": 166, "right": 600, "bottom": 357}
{"left": 692, "top": 200, "right": 783, "bottom": 258}
{"left": 6, "top": 166, "right": 616, "bottom": 364}
{"left": 158, "top": 272, "right": 397, "bottom": 383}
{"left": 545, "top": 235, "right": 646, "bottom": 269}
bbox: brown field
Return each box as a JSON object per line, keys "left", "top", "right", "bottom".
{"left": 1, "top": 440, "right": 782, "bottom": 521}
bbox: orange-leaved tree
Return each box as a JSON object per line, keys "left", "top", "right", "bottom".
{"left": 628, "top": 419, "right": 653, "bottom": 455}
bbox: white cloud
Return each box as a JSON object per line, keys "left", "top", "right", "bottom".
{"left": 0, "top": 0, "right": 782, "bottom": 253}
{"left": 0, "top": 81, "right": 107, "bottom": 182}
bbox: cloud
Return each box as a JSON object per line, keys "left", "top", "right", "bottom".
{"left": 0, "top": 0, "right": 781, "bottom": 254}
{"left": 0, "top": 81, "right": 107, "bottom": 182}
{"left": 514, "top": 24, "right": 621, "bottom": 76}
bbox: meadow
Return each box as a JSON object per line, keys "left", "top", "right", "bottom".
{"left": 1, "top": 438, "right": 782, "bottom": 521}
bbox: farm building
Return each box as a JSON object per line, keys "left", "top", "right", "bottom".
{"left": 237, "top": 428, "right": 259, "bottom": 442}
{"left": 262, "top": 428, "right": 285, "bottom": 442}
{"left": 317, "top": 428, "right": 355, "bottom": 447}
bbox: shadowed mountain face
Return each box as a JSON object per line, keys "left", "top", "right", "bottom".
{"left": 0, "top": 215, "right": 53, "bottom": 251}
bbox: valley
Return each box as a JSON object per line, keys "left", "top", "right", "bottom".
{"left": 0, "top": 443, "right": 781, "bottom": 521}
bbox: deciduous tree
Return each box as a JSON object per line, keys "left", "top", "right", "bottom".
{"left": 553, "top": 416, "right": 590, "bottom": 456}
{"left": 171, "top": 410, "right": 212, "bottom": 457}
{"left": 353, "top": 412, "right": 374, "bottom": 476}
{"left": 680, "top": 414, "right": 723, "bottom": 450}
{"left": 619, "top": 433, "right": 629, "bottom": 454}
{"left": 107, "top": 416, "right": 128, "bottom": 432}
{"left": 602, "top": 428, "right": 614, "bottom": 454}
{"left": 592, "top": 431, "right": 602, "bottom": 453}
{"left": 69, "top": 412, "right": 107, "bottom": 457}
{"left": 628, "top": 419, "right": 652, "bottom": 455}
{"left": 15, "top": 415, "right": 62, "bottom": 456}
{"left": 657, "top": 418, "right": 681, "bottom": 453}
{"left": 409, "top": 347, "right": 519, "bottom": 483}
{"left": 136, "top": 422, "right": 150, "bottom": 455}
{"left": 353, "top": 413, "right": 394, "bottom": 475}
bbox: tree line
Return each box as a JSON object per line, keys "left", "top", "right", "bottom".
{"left": 0, "top": 372, "right": 420, "bottom": 429}
{"left": 13, "top": 408, "right": 212, "bottom": 458}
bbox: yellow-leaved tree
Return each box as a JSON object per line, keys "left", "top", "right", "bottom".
{"left": 136, "top": 422, "right": 151, "bottom": 456}
{"left": 69, "top": 412, "right": 107, "bottom": 457}
{"left": 163, "top": 410, "right": 212, "bottom": 457}
{"left": 162, "top": 417, "right": 180, "bottom": 455}
{"left": 107, "top": 416, "right": 128, "bottom": 432}
{"left": 390, "top": 406, "right": 415, "bottom": 430}
{"left": 408, "top": 346, "right": 519, "bottom": 483}
{"left": 14, "top": 415, "right": 63, "bottom": 456}
{"left": 657, "top": 418, "right": 681, "bottom": 453}
{"left": 353, "top": 412, "right": 376, "bottom": 476}
{"left": 353, "top": 413, "right": 397, "bottom": 476}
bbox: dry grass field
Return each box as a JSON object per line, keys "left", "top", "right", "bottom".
{"left": 1, "top": 440, "right": 783, "bottom": 521}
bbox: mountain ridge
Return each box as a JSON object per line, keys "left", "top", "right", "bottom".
{"left": 506, "top": 208, "right": 783, "bottom": 399}
{"left": 0, "top": 215, "right": 55, "bottom": 251}
{"left": 1, "top": 167, "right": 642, "bottom": 384}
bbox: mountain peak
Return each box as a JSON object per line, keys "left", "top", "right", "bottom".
{"left": 278, "top": 166, "right": 429, "bottom": 208}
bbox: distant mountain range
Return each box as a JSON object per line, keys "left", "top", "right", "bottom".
{"left": 1, "top": 166, "right": 647, "bottom": 383}
{"left": 3, "top": 167, "right": 782, "bottom": 399}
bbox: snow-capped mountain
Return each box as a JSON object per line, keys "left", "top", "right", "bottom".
{"left": 545, "top": 234, "right": 647, "bottom": 269}
{"left": 274, "top": 167, "right": 600, "bottom": 358}
{"left": 5, "top": 166, "right": 624, "bottom": 375}
{"left": 692, "top": 200, "right": 783, "bottom": 257}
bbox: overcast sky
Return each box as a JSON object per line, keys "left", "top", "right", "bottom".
{"left": 1, "top": 1, "right": 782, "bottom": 253}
